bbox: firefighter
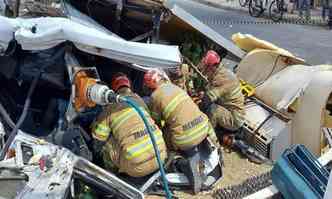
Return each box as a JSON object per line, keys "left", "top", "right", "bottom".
{"left": 198, "top": 50, "right": 245, "bottom": 132}
{"left": 91, "top": 73, "right": 167, "bottom": 178}
{"left": 143, "top": 69, "right": 215, "bottom": 194}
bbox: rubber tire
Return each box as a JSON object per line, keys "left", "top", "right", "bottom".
{"left": 239, "top": 0, "right": 248, "bottom": 7}
{"left": 269, "top": 0, "right": 284, "bottom": 22}
{"left": 249, "top": 0, "right": 264, "bottom": 17}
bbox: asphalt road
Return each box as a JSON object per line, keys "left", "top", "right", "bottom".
{"left": 175, "top": 0, "right": 332, "bottom": 65}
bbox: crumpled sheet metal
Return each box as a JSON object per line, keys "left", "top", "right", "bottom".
{"left": 292, "top": 71, "right": 332, "bottom": 156}
{"left": 254, "top": 65, "right": 316, "bottom": 111}
{"left": 0, "top": 16, "right": 181, "bottom": 68}
{"left": 5, "top": 131, "right": 144, "bottom": 199}
{"left": 232, "top": 32, "right": 305, "bottom": 64}
{"left": 6, "top": 0, "right": 65, "bottom": 17}
{"left": 63, "top": 2, "right": 117, "bottom": 37}
{"left": 236, "top": 49, "right": 294, "bottom": 86}
{"left": 253, "top": 65, "right": 332, "bottom": 112}
{"left": 0, "top": 18, "right": 15, "bottom": 53}
{"left": 164, "top": 0, "right": 246, "bottom": 60}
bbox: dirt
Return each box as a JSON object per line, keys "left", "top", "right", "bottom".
{"left": 146, "top": 147, "right": 272, "bottom": 199}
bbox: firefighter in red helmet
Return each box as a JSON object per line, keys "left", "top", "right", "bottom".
{"left": 143, "top": 69, "right": 215, "bottom": 194}
{"left": 198, "top": 50, "right": 245, "bottom": 132}
{"left": 91, "top": 72, "right": 167, "bottom": 177}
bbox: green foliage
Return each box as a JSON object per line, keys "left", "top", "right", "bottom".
{"left": 179, "top": 32, "right": 228, "bottom": 92}
{"left": 180, "top": 32, "right": 225, "bottom": 65}
{"left": 180, "top": 32, "right": 206, "bottom": 65}
{"left": 75, "top": 185, "right": 97, "bottom": 199}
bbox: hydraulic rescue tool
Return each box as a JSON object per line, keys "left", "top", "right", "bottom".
{"left": 65, "top": 52, "right": 172, "bottom": 198}
{"left": 222, "top": 134, "right": 273, "bottom": 165}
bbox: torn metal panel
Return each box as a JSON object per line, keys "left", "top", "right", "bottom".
{"left": 253, "top": 65, "right": 332, "bottom": 113}
{"left": 0, "top": 18, "right": 15, "bottom": 54}
{"left": 236, "top": 49, "right": 306, "bottom": 87}
{"left": 6, "top": 0, "right": 65, "bottom": 17}
{"left": 62, "top": 1, "right": 118, "bottom": 37}
{"left": 253, "top": 65, "right": 317, "bottom": 112}
{"left": 164, "top": 0, "right": 245, "bottom": 60}
{"left": 1, "top": 131, "right": 144, "bottom": 199}
{"left": 0, "top": 15, "right": 181, "bottom": 68}
{"left": 292, "top": 71, "right": 332, "bottom": 156}
{"left": 74, "top": 158, "right": 144, "bottom": 199}
{"left": 231, "top": 32, "right": 305, "bottom": 64}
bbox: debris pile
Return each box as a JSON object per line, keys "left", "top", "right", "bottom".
{"left": 0, "top": 1, "right": 331, "bottom": 199}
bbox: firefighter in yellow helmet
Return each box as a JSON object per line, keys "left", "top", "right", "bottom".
{"left": 91, "top": 72, "right": 167, "bottom": 177}
{"left": 143, "top": 69, "right": 215, "bottom": 194}
{"left": 198, "top": 50, "right": 245, "bottom": 132}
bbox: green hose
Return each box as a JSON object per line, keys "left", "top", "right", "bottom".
{"left": 121, "top": 96, "right": 172, "bottom": 199}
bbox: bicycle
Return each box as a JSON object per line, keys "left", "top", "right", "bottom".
{"left": 239, "top": 0, "right": 250, "bottom": 7}
{"left": 269, "top": 0, "right": 286, "bottom": 22}
{"left": 249, "top": 0, "right": 269, "bottom": 17}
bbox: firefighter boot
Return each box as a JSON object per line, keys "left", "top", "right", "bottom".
{"left": 177, "top": 147, "right": 202, "bottom": 194}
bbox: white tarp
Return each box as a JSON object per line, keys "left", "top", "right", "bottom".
{"left": 0, "top": 15, "right": 181, "bottom": 68}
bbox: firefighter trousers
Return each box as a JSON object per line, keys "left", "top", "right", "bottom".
{"left": 206, "top": 103, "right": 244, "bottom": 132}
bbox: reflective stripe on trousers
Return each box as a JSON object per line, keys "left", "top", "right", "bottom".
{"left": 125, "top": 129, "right": 164, "bottom": 160}
{"left": 175, "top": 118, "right": 209, "bottom": 146}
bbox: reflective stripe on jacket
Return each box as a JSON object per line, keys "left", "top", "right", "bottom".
{"left": 206, "top": 66, "right": 245, "bottom": 127}
{"left": 93, "top": 90, "right": 167, "bottom": 177}
{"left": 150, "top": 82, "right": 209, "bottom": 150}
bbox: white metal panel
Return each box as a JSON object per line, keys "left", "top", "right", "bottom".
{"left": 0, "top": 15, "right": 181, "bottom": 68}
{"left": 254, "top": 64, "right": 316, "bottom": 111}
{"left": 0, "top": 17, "right": 15, "bottom": 53}
{"left": 164, "top": 0, "right": 246, "bottom": 59}
{"left": 292, "top": 71, "right": 332, "bottom": 156}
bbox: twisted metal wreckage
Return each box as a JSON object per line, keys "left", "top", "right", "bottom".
{"left": 0, "top": 0, "right": 332, "bottom": 198}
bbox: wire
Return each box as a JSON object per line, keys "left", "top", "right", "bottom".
{"left": 255, "top": 54, "right": 280, "bottom": 87}
{"left": 121, "top": 96, "right": 172, "bottom": 199}
{"left": 0, "top": 72, "right": 41, "bottom": 160}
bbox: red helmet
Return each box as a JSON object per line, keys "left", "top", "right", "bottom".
{"left": 144, "top": 70, "right": 162, "bottom": 89}
{"left": 111, "top": 73, "right": 131, "bottom": 91}
{"left": 202, "top": 50, "right": 221, "bottom": 67}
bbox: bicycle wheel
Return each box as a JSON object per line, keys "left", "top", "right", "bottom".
{"left": 239, "top": 0, "right": 248, "bottom": 7}
{"left": 249, "top": 0, "right": 264, "bottom": 17}
{"left": 269, "top": 0, "right": 284, "bottom": 22}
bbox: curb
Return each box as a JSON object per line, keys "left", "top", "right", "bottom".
{"left": 192, "top": 0, "right": 328, "bottom": 26}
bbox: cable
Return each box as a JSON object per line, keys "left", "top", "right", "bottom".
{"left": 120, "top": 96, "right": 172, "bottom": 199}
{"left": 0, "top": 102, "right": 15, "bottom": 130}
{"left": 0, "top": 72, "right": 41, "bottom": 160}
{"left": 255, "top": 55, "right": 280, "bottom": 87}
